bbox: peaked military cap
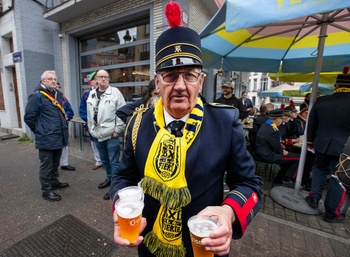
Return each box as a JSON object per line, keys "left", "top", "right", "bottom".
{"left": 336, "top": 74, "right": 350, "bottom": 86}
{"left": 269, "top": 109, "right": 284, "bottom": 118}
{"left": 155, "top": 26, "right": 203, "bottom": 71}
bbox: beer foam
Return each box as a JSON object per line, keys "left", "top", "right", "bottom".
{"left": 188, "top": 219, "right": 218, "bottom": 237}
{"left": 116, "top": 202, "right": 143, "bottom": 219}
{"left": 118, "top": 186, "right": 143, "bottom": 202}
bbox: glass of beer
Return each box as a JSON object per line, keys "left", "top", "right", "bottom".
{"left": 187, "top": 215, "right": 219, "bottom": 257}
{"left": 117, "top": 186, "right": 144, "bottom": 202}
{"left": 115, "top": 186, "right": 144, "bottom": 243}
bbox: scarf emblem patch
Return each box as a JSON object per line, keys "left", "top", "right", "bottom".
{"left": 154, "top": 135, "right": 181, "bottom": 182}
{"left": 160, "top": 207, "right": 182, "bottom": 242}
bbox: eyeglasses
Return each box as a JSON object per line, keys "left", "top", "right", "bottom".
{"left": 159, "top": 71, "right": 201, "bottom": 84}
{"left": 95, "top": 75, "right": 109, "bottom": 79}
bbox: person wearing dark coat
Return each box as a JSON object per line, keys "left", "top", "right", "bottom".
{"left": 240, "top": 91, "right": 254, "bottom": 113}
{"left": 56, "top": 82, "right": 75, "bottom": 171}
{"left": 116, "top": 79, "right": 158, "bottom": 123}
{"left": 299, "top": 93, "right": 311, "bottom": 111}
{"left": 255, "top": 109, "right": 300, "bottom": 188}
{"left": 249, "top": 105, "right": 269, "bottom": 155}
{"left": 24, "top": 70, "right": 69, "bottom": 202}
{"left": 110, "top": 3, "right": 263, "bottom": 256}
{"left": 305, "top": 73, "right": 350, "bottom": 222}
{"left": 214, "top": 82, "right": 248, "bottom": 119}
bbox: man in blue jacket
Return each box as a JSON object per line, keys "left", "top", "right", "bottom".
{"left": 24, "top": 70, "right": 69, "bottom": 201}
{"left": 56, "top": 82, "right": 75, "bottom": 171}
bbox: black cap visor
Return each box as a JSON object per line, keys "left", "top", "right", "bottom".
{"left": 156, "top": 57, "right": 203, "bottom": 72}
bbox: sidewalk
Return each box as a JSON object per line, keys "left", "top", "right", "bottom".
{"left": 0, "top": 136, "right": 349, "bottom": 256}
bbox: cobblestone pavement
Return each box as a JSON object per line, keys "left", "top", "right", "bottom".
{"left": 0, "top": 137, "right": 349, "bottom": 257}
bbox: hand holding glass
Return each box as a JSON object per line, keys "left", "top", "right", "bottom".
{"left": 115, "top": 186, "right": 144, "bottom": 243}
{"left": 187, "top": 215, "right": 219, "bottom": 257}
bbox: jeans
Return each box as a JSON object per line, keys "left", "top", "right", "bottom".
{"left": 39, "top": 149, "right": 62, "bottom": 192}
{"left": 95, "top": 136, "right": 120, "bottom": 182}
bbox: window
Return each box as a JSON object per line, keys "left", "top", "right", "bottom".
{"left": 261, "top": 78, "right": 268, "bottom": 91}
{"left": 79, "top": 18, "right": 151, "bottom": 101}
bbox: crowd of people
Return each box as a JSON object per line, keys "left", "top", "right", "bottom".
{"left": 22, "top": 2, "right": 349, "bottom": 256}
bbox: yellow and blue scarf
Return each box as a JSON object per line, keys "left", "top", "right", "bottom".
{"left": 141, "top": 97, "right": 204, "bottom": 257}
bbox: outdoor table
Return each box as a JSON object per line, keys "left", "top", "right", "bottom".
{"left": 70, "top": 117, "right": 86, "bottom": 150}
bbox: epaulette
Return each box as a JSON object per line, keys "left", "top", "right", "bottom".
{"left": 208, "top": 102, "right": 234, "bottom": 108}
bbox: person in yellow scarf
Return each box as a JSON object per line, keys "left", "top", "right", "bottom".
{"left": 110, "top": 2, "right": 263, "bottom": 257}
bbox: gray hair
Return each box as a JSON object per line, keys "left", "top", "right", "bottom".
{"left": 41, "top": 70, "right": 56, "bottom": 81}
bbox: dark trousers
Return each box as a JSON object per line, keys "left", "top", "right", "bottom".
{"left": 310, "top": 151, "right": 339, "bottom": 201}
{"left": 276, "top": 152, "right": 300, "bottom": 181}
{"left": 324, "top": 176, "right": 346, "bottom": 219}
{"left": 39, "top": 149, "right": 62, "bottom": 193}
{"left": 290, "top": 146, "right": 315, "bottom": 185}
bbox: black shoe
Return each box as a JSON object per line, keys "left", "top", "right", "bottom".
{"left": 42, "top": 191, "right": 61, "bottom": 201}
{"left": 98, "top": 179, "right": 111, "bottom": 189}
{"left": 103, "top": 192, "right": 110, "bottom": 200}
{"left": 305, "top": 196, "right": 318, "bottom": 209}
{"left": 61, "top": 165, "right": 75, "bottom": 171}
{"left": 323, "top": 214, "right": 345, "bottom": 223}
{"left": 52, "top": 182, "right": 69, "bottom": 190}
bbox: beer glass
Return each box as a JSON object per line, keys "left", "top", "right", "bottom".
{"left": 115, "top": 186, "right": 144, "bottom": 243}
{"left": 117, "top": 186, "right": 144, "bottom": 202}
{"left": 187, "top": 215, "right": 219, "bottom": 257}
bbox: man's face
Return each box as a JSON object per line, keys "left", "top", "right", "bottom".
{"left": 282, "top": 115, "right": 290, "bottom": 123}
{"left": 275, "top": 117, "right": 283, "bottom": 126}
{"left": 155, "top": 67, "right": 203, "bottom": 119}
{"left": 221, "top": 86, "right": 233, "bottom": 96}
{"left": 41, "top": 73, "right": 57, "bottom": 91}
{"left": 95, "top": 70, "right": 109, "bottom": 89}
{"left": 242, "top": 93, "right": 248, "bottom": 99}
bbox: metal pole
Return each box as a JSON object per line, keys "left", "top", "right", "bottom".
{"left": 294, "top": 13, "right": 329, "bottom": 195}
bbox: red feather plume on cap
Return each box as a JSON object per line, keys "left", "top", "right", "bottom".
{"left": 289, "top": 100, "right": 295, "bottom": 108}
{"left": 165, "top": 1, "right": 182, "bottom": 28}
{"left": 280, "top": 104, "right": 285, "bottom": 110}
{"left": 343, "top": 66, "right": 349, "bottom": 74}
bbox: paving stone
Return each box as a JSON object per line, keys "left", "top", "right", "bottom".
{"left": 1, "top": 138, "right": 350, "bottom": 257}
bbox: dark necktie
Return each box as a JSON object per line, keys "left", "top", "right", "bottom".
{"left": 168, "top": 120, "right": 185, "bottom": 137}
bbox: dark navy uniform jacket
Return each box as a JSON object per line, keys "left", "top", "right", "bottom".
{"left": 110, "top": 103, "right": 263, "bottom": 257}
{"left": 307, "top": 91, "right": 350, "bottom": 156}
{"left": 256, "top": 121, "right": 283, "bottom": 163}
{"left": 24, "top": 84, "right": 68, "bottom": 150}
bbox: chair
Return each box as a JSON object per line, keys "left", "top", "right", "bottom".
{"left": 254, "top": 161, "right": 280, "bottom": 188}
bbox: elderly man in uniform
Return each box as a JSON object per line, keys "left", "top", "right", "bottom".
{"left": 255, "top": 109, "right": 300, "bottom": 188}
{"left": 109, "top": 2, "right": 262, "bottom": 257}
{"left": 305, "top": 73, "right": 350, "bottom": 222}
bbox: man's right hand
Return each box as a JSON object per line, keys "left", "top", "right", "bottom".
{"left": 113, "top": 212, "right": 147, "bottom": 246}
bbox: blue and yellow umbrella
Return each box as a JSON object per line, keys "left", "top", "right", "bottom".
{"left": 200, "top": 0, "right": 350, "bottom": 208}
{"left": 200, "top": 0, "right": 350, "bottom": 73}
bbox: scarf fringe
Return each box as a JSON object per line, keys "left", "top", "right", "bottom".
{"left": 141, "top": 177, "right": 191, "bottom": 208}
{"left": 144, "top": 231, "right": 186, "bottom": 257}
